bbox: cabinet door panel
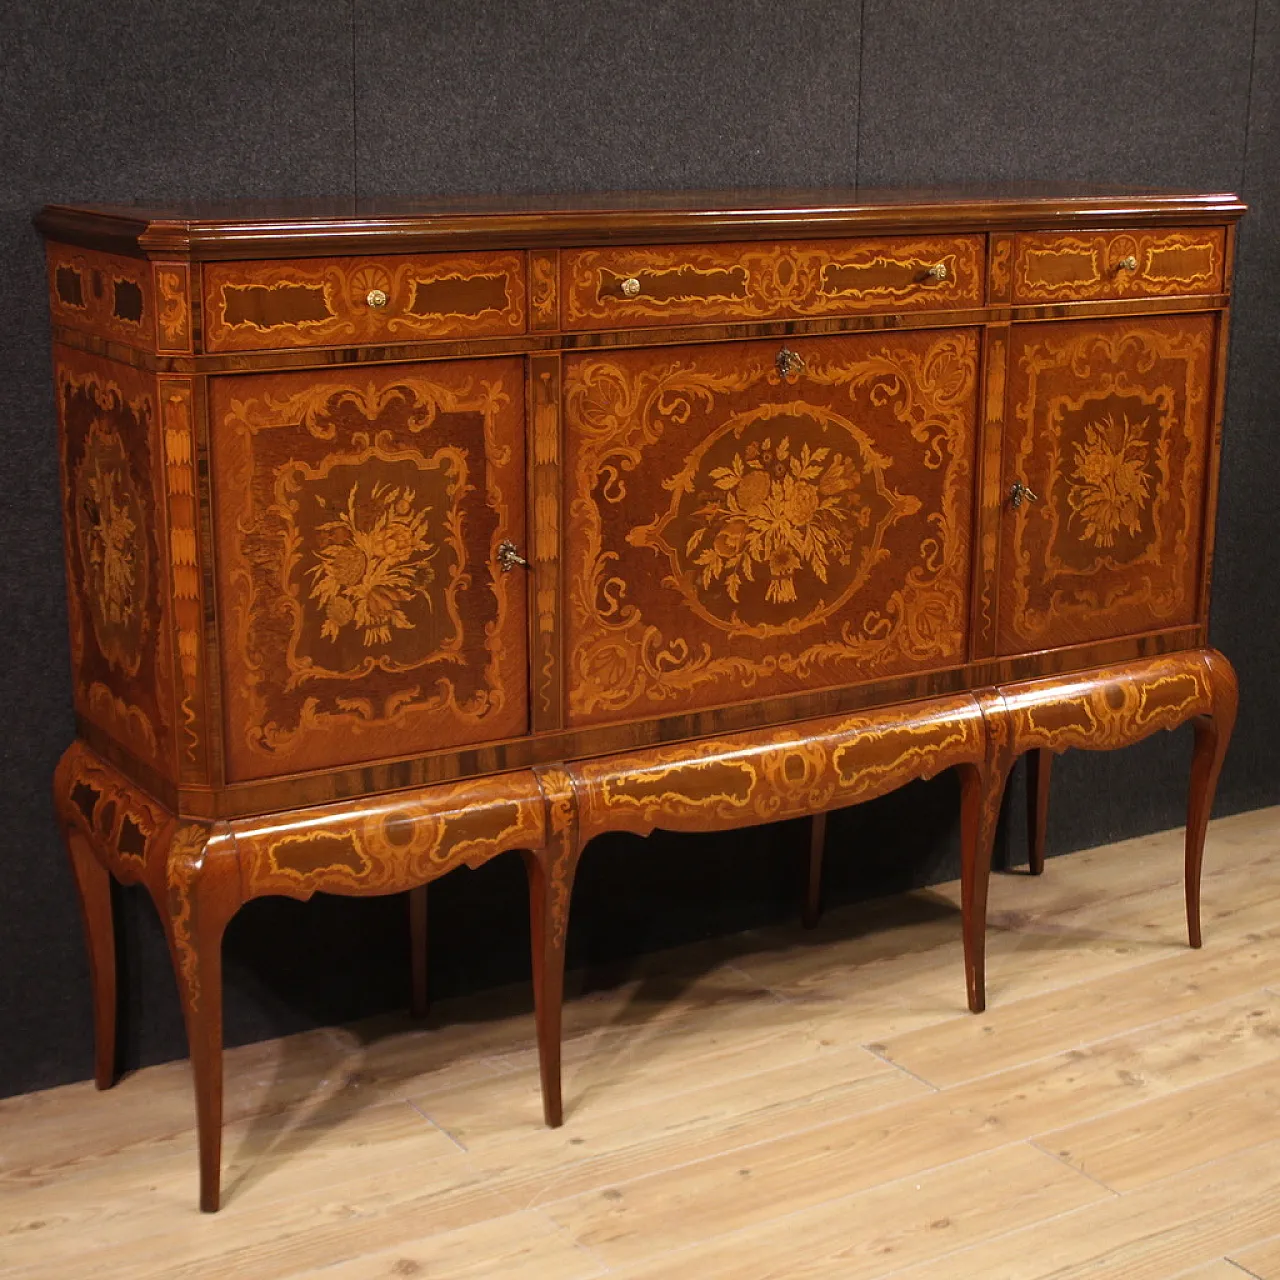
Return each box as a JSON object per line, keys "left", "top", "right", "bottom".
{"left": 211, "top": 358, "right": 527, "bottom": 780}
{"left": 563, "top": 331, "right": 978, "bottom": 726}
{"left": 997, "top": 315, "right": 1214, "bottom": 655}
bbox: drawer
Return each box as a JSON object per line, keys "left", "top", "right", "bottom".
{"left": 1011, "top": 228, "right": 1225, "bottom": 303}
{"left": 47, "top": 243, "right": 155, "bottom": 349}
{"left": 203, "top": 251, "right": 526, "bottom": 351}
{"left": 563, "top": 236, "right": 984, "bottom": 329}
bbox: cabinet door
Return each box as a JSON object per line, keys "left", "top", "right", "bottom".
{"left": 210, "top": 358, "right": 527, "bottom": 780}
{"left": 997, "top": 315, "right": 1214, "bottom": 656}
{"left": 563, "top": 330, "right": 978, "bottom": 726}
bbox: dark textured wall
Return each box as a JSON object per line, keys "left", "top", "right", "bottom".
{"left": 1, "top": 0, "right": 1275, "bottom": 1098}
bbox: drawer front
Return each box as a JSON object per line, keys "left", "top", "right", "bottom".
{"left": 1011, "top": 228, "right": 1225, "bottom": 303}
{"left": 210, "top": 357, "right": 528, "bottom": 780}
{"left": 563, "top": 236, "right": 984, "bottom": 330}
{"left": 997, "top": 315, "right": 1214, "bottom": 656}
{"left": 204, "top": 252, "right": 527, "bottom": 351}
{"left": 563, "top": 330, "right": 979, "bottom": 726}
{"left": 48, "top": 243, "right": 155, "bottom": 350}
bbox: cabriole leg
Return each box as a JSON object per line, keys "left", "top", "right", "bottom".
{"left": 521, "top": 833, "right": 581, "bottom": 1129}
{"left": 153, "top": 825, "right": 240, "bottom": 1213}
{"left": 62, "top": 827, "right": 118, "bottom": 1089}
{"left": 1185, "top": 651, "right": 1238, "bottom": 949}
{"left": 959, "top": 760, "right": 1005, "bottom": 1014}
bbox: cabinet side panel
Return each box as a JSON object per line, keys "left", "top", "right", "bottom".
{"left": 56, "top": 345, "right": 177, "bottom": 781}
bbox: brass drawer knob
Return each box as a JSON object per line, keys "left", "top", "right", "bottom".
{"left": 924, "top": 262, "right": 949, "bottom": 282}
{"left": 1009, "top": 481, "right": 1038, "bottom": 509}
{"left": 776, "top": 347, "right": 806, "bottom": 379}
{"left": 620, "top": 276, "right": 642, "bottom": 298}
{"left": 497, "top": 539, "right": 530, "bottom": 572}
{"left": 366, "top": 288, "right": 389, "bottom": 308}
{"left": 1116, "top": 255, "right": 1139, "bottom": 273}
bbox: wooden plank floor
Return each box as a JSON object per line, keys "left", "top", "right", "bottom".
{"left": 4, "top": 806, "right": 1280, "bottom": 1279}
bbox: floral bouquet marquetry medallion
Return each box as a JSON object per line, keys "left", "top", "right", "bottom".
{"left": 212, "top": 360, "right": 528, "bottom": 780}
{"left": 74, "top": 419, "right": 150, "bottom": 676}
{"left": 564, "top": 331, "right": 978, "bottom": 725}
{"left": 633, "top": 412, "right": 921, "bottom": 636}
{"left": 998, "top": 315, "right": 1214, "bottom": 655}
{"left": 279, "top": 450, "right": 466, "bottom": 679}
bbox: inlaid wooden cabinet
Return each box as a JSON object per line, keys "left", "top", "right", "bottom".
{"left": 40, "top": 187, "right": 1240, "bottom": 1212}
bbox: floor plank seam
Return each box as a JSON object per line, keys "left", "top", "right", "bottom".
{"left": 860, "top": 1041, "right": 945, "bottom": 1092}
{"left": 886, "top": 980, "right": 1280, "bottom": 1095}
{"left": 870, "top": 1186, "right": 1138, "bottom": 1280}
{"left": 524, "top": 1070, "right": 951, "bottom": 1213}
{"left": 406, "top": 1097, "right": 469, "bottom": 1154}
{"left": 1027, "top": 1136, "right": 1124, "bottom": 1197}
{"left": 549, "top": 1136, "right": 1058, "bottom": 1280}
{"left": 1026, "top": 1050, "right": 1280, "bottom": 1165}
{"left": 1214, "top": 1261, "right": 1264, "bottom": 1279}
{"left": 724, "top": 958, "right": 798, "bottom": 1004}
{"left": 979, "top": 911, "right": 1280, "bottom": 1011}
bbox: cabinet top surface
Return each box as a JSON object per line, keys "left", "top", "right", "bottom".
{"left": 36, "top": 184, "right": 1245, "bottom": 258}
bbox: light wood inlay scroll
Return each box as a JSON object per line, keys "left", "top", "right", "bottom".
{"left": 232, "top": 771, "right": 546, "bottom": 900}
{"left": 48, "top": 244, "right": 153, "bottom": 350}
{"left": 203, "top": 252, "right": 527, "bottom": 352}
{"left": 159, "top": 379, "right": 208, "bottom": 784}
{"left": 153, "top": 262, "right": 193, "bottom": 353}
{"left": 1013, "top": 228, "right": 1225, "bottom": 303}
{"left": 528, "top": 353, "right": 564, "bottom": 731}
{"left": 529, "top": 249, "right": 560, "bottom": 332}
{"left": 564, "top": 235, "right": 983, "bottom": 330}
{"left": 572, "top": 693, "right": 985, "bottom": 843}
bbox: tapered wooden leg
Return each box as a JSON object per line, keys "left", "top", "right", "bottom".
{"left": 408, "top": 885, "right": 429, "bottom": 1018}
{"left": 63, "top": 828, "right": 117, "bottom": 1090}
{"left": 155, "top": 825, "right": 241, "bottom": 1213}
{"left": 1026, "top": 748, "right": 1052, "bottom": 876}
{"left": 1185, "top": 651, "right": 1238, "bottom": 950}
{"left": 959, "top": 761, "right": 1005, "bottom": 1014}
{"left": 521, "top": 835, "right": 581, "bottom": 1129}
{"left": 802, "top": 811, "right": 828, "bottom": 929}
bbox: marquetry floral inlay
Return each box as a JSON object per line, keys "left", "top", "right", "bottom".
{"left": 1067, "top": 412, "right": 1152, "bottom": 548}
{"left": 689, "top": 436, "right": 864, "bottom": 605}
{"left": 74, "top": 421, "right": 148, "bottom": 674}
{"left": 308, "top": 480, "right": 438, "bottom": 647}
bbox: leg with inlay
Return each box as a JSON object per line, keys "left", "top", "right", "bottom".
{"left": 522, "top": 829, "right": 582, "bottom": 1128}
{"left": 154, "top": 825, "right": 241, "bottom": 1212}
{"left": 959, "top": 760, "right": 1005, "bottom": 1014}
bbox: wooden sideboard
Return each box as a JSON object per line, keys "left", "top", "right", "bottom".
{"left": 40, "top": 186, "right": 1240, "bottom": 1211}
